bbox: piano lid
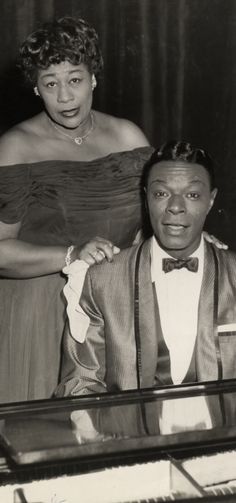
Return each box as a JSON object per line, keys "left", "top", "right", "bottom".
{"left": 0, "top": 379, "right": 236, "bottom": 466}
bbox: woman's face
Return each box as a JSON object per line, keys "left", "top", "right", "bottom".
{"left": 37, "top": 61, "right": 93, "bottom": 128}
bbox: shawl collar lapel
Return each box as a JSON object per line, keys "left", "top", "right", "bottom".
{"left": 136, "top": 239, "right": 222, "bottom": 386}
{"left": 196, "top": 241, "right": 219, "bottom": 381}
{"left": 136, "top": 239, "right": 161, "bottom": 387}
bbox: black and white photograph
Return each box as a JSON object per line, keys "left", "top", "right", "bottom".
{"left": 0, "top": 0, "right": 236, "bottom": 501}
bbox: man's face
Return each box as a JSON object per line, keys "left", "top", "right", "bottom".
{"left": 146, "top": 160, "right": 217, "bottom": 258}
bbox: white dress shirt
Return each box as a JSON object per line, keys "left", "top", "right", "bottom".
{"left": 150, "top": 237, "right": 213, "bottom": 433}
{"left": 151, "top": 235, "right": 204, "bottom": 385}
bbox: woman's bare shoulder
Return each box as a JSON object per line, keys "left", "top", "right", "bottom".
{"left": 0, "top": 114, "right": 43, "bottom": 166}
{"left": 95, "top": 111, "right": 150, "bottom": 150}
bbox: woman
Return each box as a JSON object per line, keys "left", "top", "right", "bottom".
{"left": 0, "top": 17, "right": 153, "bottom": 402}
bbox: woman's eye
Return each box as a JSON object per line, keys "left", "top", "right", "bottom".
{"left": 46, "top": 82, "right": 56, "bottom": 88}
{"left": 70, "top": 78, "right": 82, "bottom": 84}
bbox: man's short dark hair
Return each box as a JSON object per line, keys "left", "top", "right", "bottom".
{"left": 143, "top": 141, "right": 215, "bottom": 190}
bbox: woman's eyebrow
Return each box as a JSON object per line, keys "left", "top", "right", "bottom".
{"left": 41, "top": 68, "right": 85, "bottom": 79}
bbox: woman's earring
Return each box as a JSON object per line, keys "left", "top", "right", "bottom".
{"left": 91, "top": 75, "right": 97, "bottom": 91}
{"left": 34, "top": 86, "right": 40, "bottom": 97}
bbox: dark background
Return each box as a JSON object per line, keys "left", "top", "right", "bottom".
{"left": 1, "top": 0, "right": 236, "bottom": 247}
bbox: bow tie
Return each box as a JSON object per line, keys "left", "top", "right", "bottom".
{"left": 162, "top": 257, "right": 199, "bottom": 273}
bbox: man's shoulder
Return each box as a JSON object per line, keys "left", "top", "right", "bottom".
{"left": 88, "top": 243, "right": 143, "bottom": 279}
{"left": 82, "top": 242, "right": 149, "bottom": 299}
{"left": 210, "top": 245, "right": 236, "bottom": 278}
{"left": 214, "top": 246, "right": 236, "bottom": 263}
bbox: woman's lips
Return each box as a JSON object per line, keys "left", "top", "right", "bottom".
{"left": 60, "top": 108, "right": 79, "bottom": 117}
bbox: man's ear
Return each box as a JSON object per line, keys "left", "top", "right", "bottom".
{"left": 208, "top": 188, "right": 218, "bottom": 214}
{"left": 143, "top": 187, "right": 148, "bottom": 213}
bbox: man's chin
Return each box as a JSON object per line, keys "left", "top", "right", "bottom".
{"left": 155, "top": 235, "right": 190, "bottom": 251}
{"left": 154, "top": 234, "right": 200, "bottom": 257}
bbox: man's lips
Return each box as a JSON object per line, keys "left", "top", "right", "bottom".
{"left": 162, "top": 223, "right": 189, "bottom": 234}
{"left": 163, "top": 223, "right": 189, "bottom": 228}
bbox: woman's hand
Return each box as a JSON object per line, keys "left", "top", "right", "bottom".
{"left": 76, "top": 237, "right": 120, "bottom": 265}
{"left": 203, "top": 231, "right": 228, "bottom": 250}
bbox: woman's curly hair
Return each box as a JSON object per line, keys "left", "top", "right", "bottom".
{"left": 18, "top": 16, "right": 104, "bottom": 85}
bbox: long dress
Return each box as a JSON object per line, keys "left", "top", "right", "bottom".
{"left": 0, "top": 147, "right": 153, "bottom": 403}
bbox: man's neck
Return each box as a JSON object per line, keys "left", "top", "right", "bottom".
{"left": 153, "top": 235, "right": 202, "bottom": 259}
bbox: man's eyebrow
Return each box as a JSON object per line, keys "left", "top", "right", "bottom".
{"left": 186, "top": 179, "right": 206, "bottom": 185}
{"left": 150, "top": 177, "right": 206, "bottom": 186}
{"left": 150, "top": 178, "right": 166, "bottom": 185}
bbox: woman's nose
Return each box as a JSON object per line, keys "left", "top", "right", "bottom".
{"left": 57, "top": 85, "right": 74, "bottom": 103}
{"left": 167, "top": 195, "right": 186, "bottom": 214}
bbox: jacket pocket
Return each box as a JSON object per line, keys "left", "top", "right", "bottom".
{"left": 218, "top": 333, "right": 236, "bottom": 379}
{"left": 218, "top": 331, "right": 236, "bottom": 338}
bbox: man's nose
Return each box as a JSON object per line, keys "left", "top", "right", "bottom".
{"left": 166, "top": 195, "right": 186, "bottom": 214}
{"left": 57, "top": 85, "right": 74, "bottom": 103}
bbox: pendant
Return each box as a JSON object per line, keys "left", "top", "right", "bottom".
{"left": 74, "top": 137, "right": 83, "bottom": 145}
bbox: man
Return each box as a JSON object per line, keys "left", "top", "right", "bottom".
{"left": 56, "top": 141, "right": 236, "bottom": 398}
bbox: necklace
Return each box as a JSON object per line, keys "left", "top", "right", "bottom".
{"left": 48, "top": 112, "right": 94, "bottom": 145}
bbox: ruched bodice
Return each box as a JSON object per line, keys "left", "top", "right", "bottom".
{"left": 0, "top": 147, "right": 153, "bottom": 403}
{"left": 0, "top": 147, "right": 153, "bottom": 248}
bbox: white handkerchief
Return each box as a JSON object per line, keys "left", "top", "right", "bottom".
{"left": 218, "top": 323, "right": 236, "bottom": 332}
{"left": 63, "top": 259, "right": 90, "bottom": 343}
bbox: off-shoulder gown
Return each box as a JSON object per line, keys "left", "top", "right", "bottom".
{"left": 0, "top": 147, "right": 153, "bottom": 403}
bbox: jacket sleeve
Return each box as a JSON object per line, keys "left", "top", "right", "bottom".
{"left": 55, "top": 269, "right": 107, "bottom": 397}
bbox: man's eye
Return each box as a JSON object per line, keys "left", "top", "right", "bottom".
{"left": 153, "top": 191, "right": 168, "bottom": 198}
{"left": 187, "top": 192, "right": 199, "bottom": 199}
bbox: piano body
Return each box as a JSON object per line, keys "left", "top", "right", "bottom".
{"left": 0, "top": 379, "right": 236, "bottom": 502}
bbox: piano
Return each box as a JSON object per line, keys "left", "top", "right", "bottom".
{"left": 0, "top": 379, "right": 236, "bottom": 502}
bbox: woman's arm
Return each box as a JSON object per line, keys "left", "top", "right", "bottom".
{"left": 116, "top": 117, "right": 150, "bottom": 149}
{"left": 0, "top": 222, "right": 120, "bottom": 278}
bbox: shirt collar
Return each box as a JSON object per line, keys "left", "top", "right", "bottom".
{"left": 151, "top": 234, "right": 204, "bottom": 281}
